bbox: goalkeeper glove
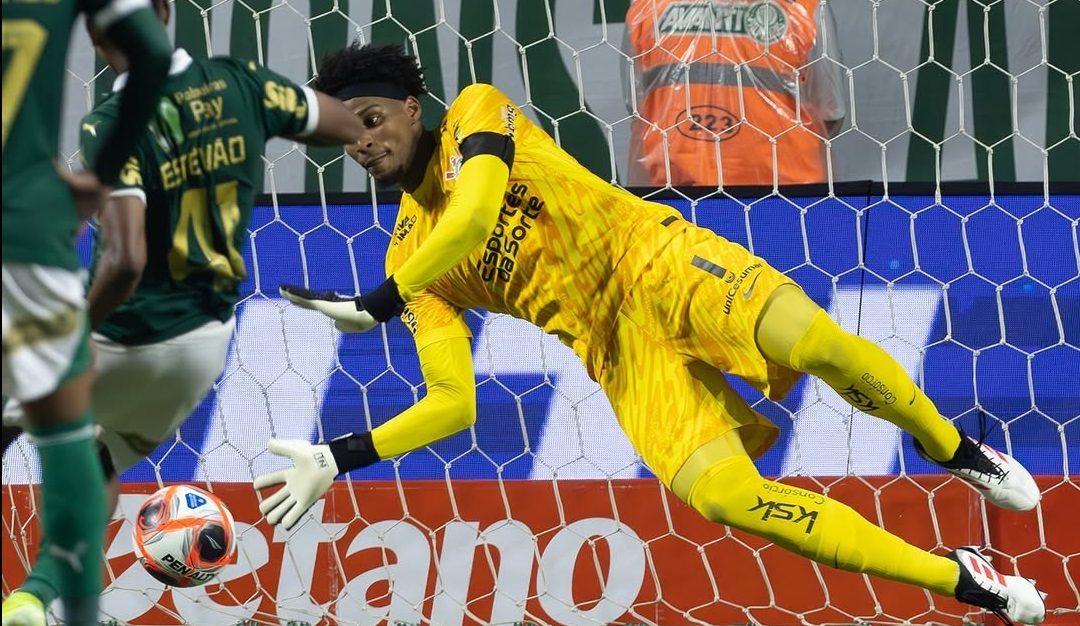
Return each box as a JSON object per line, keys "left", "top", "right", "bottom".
{"left": 255, "top": 433, "right": 381, "bottom": 530}
{"left": 279, "top": 277, "right": 405, "bottom": 333}
{"left": 253, "top": 440, "right": 338, "bottom": 530}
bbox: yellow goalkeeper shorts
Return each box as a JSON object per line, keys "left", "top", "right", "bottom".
{"left": 599, "top": 223, "right": 803, "bottom": 487}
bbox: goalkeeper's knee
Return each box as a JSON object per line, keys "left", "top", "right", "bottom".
{"left": 686, "top": 454, "right": 961, "bottom": 594}
{"left": 787, "top": 309, "right": 859, "bottom": 380}
{"left": 686, "top": 454, "right": 870, "bottom": 571}
{"left": 686, "top": 455, "right": 761, "bottom": 527}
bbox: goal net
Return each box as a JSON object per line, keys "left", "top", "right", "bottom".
{"left": 3, "top": 1, "right": 1078, "bottom": 625}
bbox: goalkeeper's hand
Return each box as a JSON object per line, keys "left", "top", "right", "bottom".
{"left": 279, "top": 285, "right": 377, "bottom": 333}
{"left": 254, "top": 439, "right": 339, "bottom": 530}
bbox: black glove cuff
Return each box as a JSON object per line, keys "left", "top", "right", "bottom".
{"left": 328, "top": 432, "right": 381, "bottom": 473}
{"left": 361, "top": 276, "right": 405, "bottom": 322}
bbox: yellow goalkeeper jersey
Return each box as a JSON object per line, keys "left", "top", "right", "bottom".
{"left": 386, "top": 83, "right": 684, "bottom": 380}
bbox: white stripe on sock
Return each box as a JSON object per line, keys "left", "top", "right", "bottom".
{"left": 30, "top": 424, "right": 94, "bottom": 448}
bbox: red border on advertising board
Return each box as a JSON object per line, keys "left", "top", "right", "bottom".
{"left": 4, "top": 477, "right": 1077, "bottom": 625}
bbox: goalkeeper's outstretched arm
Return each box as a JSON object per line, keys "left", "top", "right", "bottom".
{"left": 370, "top": 336, "right": 476, "bottom": 457}
{"left": 358, "top": 145, "right": 512, "bottom": 323}
{"left": 278, "top": 152, "right": 511, "bottom": 329}
{"left": 390, "top": 151, "right": 511, "bottom": 301}
{"left": 254, "top": 336, "right": 475, "bottom": 529}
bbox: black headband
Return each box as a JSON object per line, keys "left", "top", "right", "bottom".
{"left": 332, "top": 81, "right": 409, "bottom": 101}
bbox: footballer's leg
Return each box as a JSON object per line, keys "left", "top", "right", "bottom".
{"left": 755, "top": 284, "right": 1040, "bottom": 512}
{"left": 2, "top": 263, "right": 107, "bottom": 626}
{"left": 91, "top": 317, "right": 235, "bottom": 506}
{"left": 3, "top": 404, "right": 120, "bottom": 518}
{"left": 2, "top": 318, "right": 232, "bottom": 620}
{"left": 602, "top": 300, "right": 1043, "bottom": 623}
{"left": 673, "top": 427, "right": 1045, "bottom": 624}
{"left": 675, "top": 427, "right": 960, "bottom": 591}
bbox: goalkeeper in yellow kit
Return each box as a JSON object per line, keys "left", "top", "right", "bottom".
{"left": 256, "top": 43, "right": 1047, "bottom": 624}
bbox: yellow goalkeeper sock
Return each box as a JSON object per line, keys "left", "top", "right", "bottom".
{"left": 687, "top": 454, "right": 959, "bottom": 596}
{"left": 784, "top": 308, "right": 962, "bottom": 462}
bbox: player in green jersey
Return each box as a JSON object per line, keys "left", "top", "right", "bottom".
{"left": 2, "top": 1, "right": 365, "bottom": 623}
{"left": 2, "top": 0, "right": 170, "bottom": 623}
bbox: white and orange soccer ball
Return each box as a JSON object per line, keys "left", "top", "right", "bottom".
{"left": 133, "top": 485, "right": 236, "bottom": 587}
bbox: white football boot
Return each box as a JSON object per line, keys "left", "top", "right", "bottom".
{"left": 915, "top": 434, "right": 1041, "bottom": 511}
{"left": 949, "top": 547, "right": 1046, "bottom": 625}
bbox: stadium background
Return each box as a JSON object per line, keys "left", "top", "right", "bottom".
{"left": 50, "top": 0, "right": 1078, "bottom": 191}
{"left": 3, "top": 0, "right": 1078, "bottom": 624}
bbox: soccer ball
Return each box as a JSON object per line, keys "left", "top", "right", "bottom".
{"left": 133, "top": 485, "right": 236, "bottom": 587}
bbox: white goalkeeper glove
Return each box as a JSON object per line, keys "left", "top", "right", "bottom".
{"left": 279, "top": 278, "right": 405, "bottom": 333}
{"left": 254, "top": 439, "right": 339, "bottom": 530}
{"left": 278, "top": 285, "right": 377, "bottom": 333}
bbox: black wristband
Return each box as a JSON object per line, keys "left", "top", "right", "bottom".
{"left": 361, "top": 275, "right": 405, "bottom": 322}
{"left": 328, "top": 432, "right": 381, "bottom": 473}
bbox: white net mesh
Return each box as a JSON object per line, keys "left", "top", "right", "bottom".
{"left": 3, "top": 0, "right": 1078, "bottom": 625}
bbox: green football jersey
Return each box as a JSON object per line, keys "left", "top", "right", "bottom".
{"left": 80, "top": 50, "right": 317, "bottom": 345}
{"left": 2, "top": 0, "right": 163, "bottom": 269}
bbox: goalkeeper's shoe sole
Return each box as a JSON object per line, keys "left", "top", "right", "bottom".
{"left": 1, "top": 591, "right": 46, "bottom": 626}
{"left": 915, "top": 435, "right": 1041, "bottom": 511}
{"left": 949, "top": 547, "right": 1046, "bottom": 625}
